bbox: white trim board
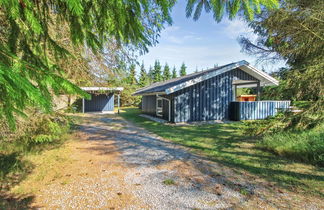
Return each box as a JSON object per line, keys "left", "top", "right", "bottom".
{"left": 81, "top": 87, "right": 124, "bottom": 91}
{"left": 165, "top": 61, "right": 278, "bottom": 94}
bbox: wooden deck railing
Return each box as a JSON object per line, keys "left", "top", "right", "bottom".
{"left": 229, "top": 101, "right": 291, "bottom": 121}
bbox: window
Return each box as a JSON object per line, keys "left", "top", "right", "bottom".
{"left": 156, "top": 98, "right": 163, "bottom": 117}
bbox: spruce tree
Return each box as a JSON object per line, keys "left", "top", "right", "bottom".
{"left": 186, "top": 0, "right": 279, "bottom": 22}
{"left": 180, "top": 63, "right": 187, "bottom": 76}
{"left": 128, "top": 64, "right": 137, "bottom": 85}
{"left": 163, "top": 63, "right": 171, "bottom": 81}
{"left": 153, "top": 60, "right": 163, "bottom": 82}
{"left": 0, "top": 0, "right": 175, "bottom": 129}
{"left": 172, "top": 66, "right": 177, "bottom": 78}
{"left": 147, "top": 66, "right": 154, "bottom": 83}
{"left": 138, "top": 62, "right": 148, "bottom": 87}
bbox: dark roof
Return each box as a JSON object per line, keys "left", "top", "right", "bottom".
{"left": 133, "top": 62, "right": 236, "bottom": 95}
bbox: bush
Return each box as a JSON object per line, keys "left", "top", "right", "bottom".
{"left": 0, "top": 111, "right": 72, "bottom": 188}
{"left": 0, "top": 111, "right": 72, "bottom": 153}
{"left": 257, "top": 124, "right": 324, "bottom": 166}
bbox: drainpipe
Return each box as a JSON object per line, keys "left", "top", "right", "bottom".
{"left": 82, "top": 98, "right": 85, "bottom": 113}
{"left": 117, "top": 93, "right": 120, "bottom": 114}
{"left": 157, "top": 94, "right": 171, "bottom": 122}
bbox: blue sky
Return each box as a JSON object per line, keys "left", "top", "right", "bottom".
{"left": 139, "top": 1, "right": 285, "bottom": 74}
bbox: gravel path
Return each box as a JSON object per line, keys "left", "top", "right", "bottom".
{"left": 34, "top": 113, "right": 323, "bottom": 209}
{"left": 78, "top": 115, "right": 248, "bottom": 209}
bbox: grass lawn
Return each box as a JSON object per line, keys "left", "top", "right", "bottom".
{"left": 120, "top": 108, "right": 324, "bottom": 197}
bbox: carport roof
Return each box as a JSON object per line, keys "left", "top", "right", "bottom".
{"left": 81, "top": 87, "right": 124, "bottom": 92}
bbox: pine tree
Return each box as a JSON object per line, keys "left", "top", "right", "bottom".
{"left": 172, "top": 66, "right": 177, "bottom": 78}
{"left": 163, "top": 63, "right": 171, "bottom": 81}
{"left": 138, "top": 62, "right": 149, "bottom": 87}
{"left": 180, "top": 63, "right": 187, "bottom": 76}
{"left": 0, "top": 1, "right": 175, "bottom": 128}
{"left": 185, "top": 0, "right": 279, "bottom": 22}
{"left": 128, "top": 64, "right": 137, "bottom": 85}
{"left": 152, "top": 60, "right": 163, "bottom": 82}
{"left": 147, "top": 66, "right": 154, "bottom": 83}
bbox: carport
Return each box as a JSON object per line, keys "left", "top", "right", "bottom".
{"left": 81, "top": 87, "right": 123, "bottom": 113}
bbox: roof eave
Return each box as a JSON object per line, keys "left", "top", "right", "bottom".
{"left": 81, "top": 87, "right": 124, "bottom": 92}
{"left": 240, "top": 65, "right": 279, "bottom": 86}
{"left": 132, "top": 91, "right": 166, "bottom": 96}
{"left": 165, "top": 60, "right": 249, "bottom": 94}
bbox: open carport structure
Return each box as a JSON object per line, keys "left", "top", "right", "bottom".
{"left": 81, "top": 87, "right": 123, "bottom": 113}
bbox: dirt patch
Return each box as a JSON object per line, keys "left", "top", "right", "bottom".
{"left": 10, "top": 115, "right": 146, "bottom": 209}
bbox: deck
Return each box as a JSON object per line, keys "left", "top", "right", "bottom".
{"left": 229, "top": 101, "right": 291, "bottom": 120}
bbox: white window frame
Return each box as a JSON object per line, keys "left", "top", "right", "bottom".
{"left": 156, "top": 97, "right": 163, "bottom": 117}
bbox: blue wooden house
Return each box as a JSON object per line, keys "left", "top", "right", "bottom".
{"left": 81, "top": 87, "right": 123, "bottom": 113}
{"left": 133, "top": 60, "right": 290, "bottom": 123}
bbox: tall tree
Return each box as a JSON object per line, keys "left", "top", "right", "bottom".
{"left": 152, "top": 60, "right": 163, "bottom": 82}
{"left": 238, "top": 0, "right": 324, "bottom": 128}
{"left": 127, "top": 64, "right": 137, "bottom": 85}
{"left": 147, "top": 66, "right": 154, "bottom": 83}
{"left": 239, "top": 0, "right": 323, "bottom": 102}
{"left": 138, "top": 62, "right": 149, "bottom": 87}
{"left": 172, "top": 66, "right": 177, "bottom": 78}
{"left": 0, "top": 0, "right": 174, "bottom": 128}
{"left": 179, "top": 63, "right": 187, "bottom": 76}
{"left": 163, "top": 63, "right": 171, "bottom": 81}
{"left": 186, "top": 0, "right": 279, "bottom": 22}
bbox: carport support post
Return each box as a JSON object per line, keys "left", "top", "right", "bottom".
{"left": 257, "top": 82, "right": 261, "bottom": 101}
{"left": 233, "top": 84, "right": 237, "bottom": 101}
{"left": 82, "top": 98, "right": 85, "bottom": 113}
{"left": 117, "top": 94, "right": 120, "bottom": 114}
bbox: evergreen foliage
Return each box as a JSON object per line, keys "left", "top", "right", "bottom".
{"left": 127, "top": 64, "right": 137, "bottom": 85}
{"left": 163, "top": 63, "right": 171, "bottom": 81}
{"left": 172, "top": 66, "right": 177, "bottom": 78}
{"left": 138, "top": 62, "right": 149, "bottom": 87}
{"left": 239, "top": 0, "right": 324, "bottom": 153}
{"left": 147, "top": 66, "right": 154, "bottom": 82}
{"left": 238, "top": 0, "right": 324, "bottom": 130}
{"left": 239, "top": 0, "right": 323, "bottom": 102}
{"left": 179, "top": 63, "right": 187, "bottom": 76}
{"left": 0, "top": 0, "right": 174, "bottom": 128}
{"left": 152, "top": 60, "right": 163, "bottom": 82}
{"left": 186, "top": 0, "right": 279, "bottom": 22}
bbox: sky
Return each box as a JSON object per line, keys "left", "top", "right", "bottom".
{"left": 139, "top": 1, "right": 285, "bottom": 74}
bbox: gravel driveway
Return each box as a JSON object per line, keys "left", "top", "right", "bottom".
{"left": 35, "top": 113, "right": 322, "bottom": 209}
{"left": 76, "top": 114, "right": 247, "bottom": 209}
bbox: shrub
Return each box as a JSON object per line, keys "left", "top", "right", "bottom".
{"left": 0, "top": 111, "right": 72, "bottom": 152}
{"left": 257, "top": 124, "right": 324, "bottom": 166}
{"left": 33, "top": 135, "right": 55, "bottom": 144}
{"left": 0, "top": 111, "right": 72, "bottom": 189}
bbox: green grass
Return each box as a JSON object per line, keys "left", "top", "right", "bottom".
{"left": 163, "top": 179, "right": 176, "bottom": 185}
{"left": 0, "top": 113, "right": 75, "bottom": 209}
{"left": 259, "top": 124, "right": 324, "bottom": 166}
{"left": 120, "top": 108, "right": 324, "bottom": 197}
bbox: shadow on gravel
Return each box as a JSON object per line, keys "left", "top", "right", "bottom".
{"left": 79, "top": 112, "right": 324, "bottom": 198}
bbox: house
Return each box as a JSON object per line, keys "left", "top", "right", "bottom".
{"left": 81, "top": 87, "right": 123, "bottom": 113}
{"left": 133, "top": 60, "right": 290, "bottom": 122}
